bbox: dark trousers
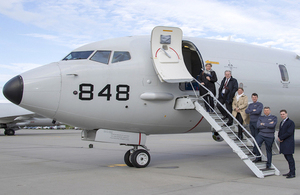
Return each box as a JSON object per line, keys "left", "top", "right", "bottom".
{"left": 284, "top": 154, "right": 296, "bottom": 175}
{"left": 236, "top": 113, "right": 243, "bottom": 139}
{"left": 254, "top": 134, "right": 274, "bottom": 167}
{"left": 203, "top": 95, "right": 214, "bottom": 111}
{"left": 249, "top": 121, "right": 259, "bottom": 138}
{"left": 217, "top": 95, "right": 233, "bottom": 125}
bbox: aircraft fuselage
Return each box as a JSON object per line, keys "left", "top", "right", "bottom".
{"left": 3, "top": 35, "right": 300, "bottom": 135}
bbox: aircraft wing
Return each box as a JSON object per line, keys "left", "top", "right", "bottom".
{"left": 0, "top": 103, "right": 34, "bottom": 124}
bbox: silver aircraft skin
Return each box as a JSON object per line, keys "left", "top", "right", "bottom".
{"left": 0, "top": 103, "right": 61, "bottom": 135}
{"left": 3, "top": 26, "right": 300, "bottom": 166}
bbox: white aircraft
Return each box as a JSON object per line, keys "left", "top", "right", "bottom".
{"left": 0, "top": 103, "right": 61, "bottom": 135}
{"left": 2, "top": 26, "right": 300, "bottom": 178}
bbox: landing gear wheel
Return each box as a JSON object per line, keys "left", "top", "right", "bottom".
{"left": 130, "top": 149, "right": 150, "bottom": 168}
{"left": 124, "top": 150, "right": 134, "bottom": 167}
{"left": 5, "top": 129, "right": 15, "bottom": 136}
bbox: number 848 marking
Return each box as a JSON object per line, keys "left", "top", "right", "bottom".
{"left": 75, "top": 84, "right": 130, "bottom": 101}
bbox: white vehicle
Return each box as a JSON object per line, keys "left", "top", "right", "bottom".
{"left": 3, "top": 26, "right": 300, "bottom": 178}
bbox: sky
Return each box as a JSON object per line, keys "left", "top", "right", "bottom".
{"left": 0, "top": 0, "right": 300, "bottom": 103}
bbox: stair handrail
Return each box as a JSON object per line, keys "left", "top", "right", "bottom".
{"left": 190, "top": 78, "right": 263, "bottom": 159}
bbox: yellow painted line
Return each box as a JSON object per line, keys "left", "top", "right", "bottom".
{"left": 163, "top": 30, "right": 173, "bottom": 32}
{"left": 205, "top": 60, "right": 219, "bottom": 64}
{"left": 108, "top": 164, "right": 127, "bottom": 167}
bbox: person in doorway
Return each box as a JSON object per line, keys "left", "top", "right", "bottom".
{"left": 217, "top": 70, "right": 238, "bottom": 126}
{"left": 253, "top": 107, "right": 277, "bottom": 170}
{"left": 245, "top": 93, "right": 263, "bottom": 138}
{"left": 232, "top": 87, "right": 249, "bottom": 139}
{"left": 278, "top": 109, "right": 296, "bottom": 179}
{"left": 199, "top": 63, "right": 218, "bottom": 112}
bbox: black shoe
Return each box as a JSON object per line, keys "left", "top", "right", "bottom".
{"left": 282, "top": 173, "right": 290, "bottom": 176}
{"left": 286, "top": 175, "right": 295, "bottom": 179}
{"left": 266, "top": 167, "right": 274, "bottom": 170}
{"left": 252, "top": 158, "right": 261, "bottom": 163}
{"left": 226, "top": 123, "right": 233, "bottom": 126}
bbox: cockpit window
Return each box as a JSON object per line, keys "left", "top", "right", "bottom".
{"left": 279, "top": 64, "right": 289, "bottom": 82}
{"left": 90, "top": 51, "right": 111, "bottom": 64}
{"left": 112, "top": 51, "right": 131, "bottom": 63}
{"left": 63, "top": 51, "right": 94, "bottom": 60}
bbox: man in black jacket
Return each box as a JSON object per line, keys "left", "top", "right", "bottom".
{"left": 278, "top": 109, "right": 296, "bottom": 178}
{"left": 217, "top": 70, "right": 238, "bottom": 126}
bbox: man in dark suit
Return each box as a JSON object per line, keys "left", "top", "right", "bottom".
{"left": 217, "top": 70, "right": 238, "bottom": 126}
{"left": 278, "top": 109, "right": 296, "bottom": 178}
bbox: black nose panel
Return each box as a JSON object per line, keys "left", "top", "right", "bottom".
{"left": 3, "top": 75, "right": 24, "bottom": 105}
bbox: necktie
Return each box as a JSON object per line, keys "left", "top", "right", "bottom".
{"left": 223, "top": 79, "right": 228, "bottom": 88}
{"left": 281, "top": 119, "right": 287, "bottom": 127}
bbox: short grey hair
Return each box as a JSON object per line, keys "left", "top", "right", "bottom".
{"left": 225, "top": 70, "right": 232, "bottom": 75}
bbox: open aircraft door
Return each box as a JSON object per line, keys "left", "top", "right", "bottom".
{"left": 151, "top": 26, "right": 193, "bottom": 83}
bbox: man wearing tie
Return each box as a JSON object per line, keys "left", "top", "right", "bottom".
{"left": 278, "top": 109, "right": 296, "bottom": 179}
{"left": 217, "top": 70, "right": 238, "bottom": 126}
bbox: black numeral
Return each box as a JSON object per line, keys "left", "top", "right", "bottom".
{"left": 79, "top": 83, "right": 94, "bottom": 100}
{"left": 116, "top": 85, "right": 130, "bottom": 101}
{"left": 98, "top": 84, "right": 112, "bottom": 101}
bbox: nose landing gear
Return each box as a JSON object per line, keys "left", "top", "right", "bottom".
{"left": 124, "top": 145, "right": 151, "bottom": 168}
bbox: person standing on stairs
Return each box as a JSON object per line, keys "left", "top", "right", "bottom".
{"left": 198, "top": 63, "right": 218, "bottom": 112}
{"left": 245, "top": 93, "right": 263, "bottom": 139}
{"left": 217, "top": 70, "right": 238, "bottom": 126}
{"left": 278, "top": 109, "right": 296, "bottom": 179}
{"left": 232, "top": 87, "right": 249, "bottom": 139}
{"left": 253, "top": 107, "right": 277, "bottom": 170}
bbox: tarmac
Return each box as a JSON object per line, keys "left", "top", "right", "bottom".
{"left": 0, "top": 129, "right": 299, "bottom": 195}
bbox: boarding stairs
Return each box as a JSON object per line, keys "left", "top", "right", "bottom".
{"left": 175, "top": 79, "right": 280, "bottom": 178}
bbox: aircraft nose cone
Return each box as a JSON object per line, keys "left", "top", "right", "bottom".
{"left": 3, "top": 75, "right": 23, "bottom": 105}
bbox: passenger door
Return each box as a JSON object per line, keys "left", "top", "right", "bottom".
{"left": 151, "top": 26, "right": 193, "bottom": 83}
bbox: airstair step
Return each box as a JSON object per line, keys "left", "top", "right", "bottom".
{"left": 228, "top": 134, "right": 236, "bottom": 139}
{"left": 221, "top": 128, "right": 236, "bottom": 133}
{"left": 262, "top": 170, "right": 276, "bottom": 177}
{"left": 233, "top": 138, "right": 248, "bottom": 142}
{"left": 210, "top": 115, "right": 222, "bottom": 119}
{"left": 240, "top": 146, "right": 253, "bottom": 150}
{"left": 234, "top": 141, "right": 244, "bottom": 145}
{"left": 253, "top": 162, "right": 276, "bottom": 176}
{"left": 253, "top": 161, "right": 267, "bottom": 168}
{"left": 235, "top": 142, "right": 249, "bottom": 147}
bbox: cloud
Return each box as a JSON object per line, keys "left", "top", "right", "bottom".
{"left": 0, "top": 1, "right": 297, "bottom": 49}
{"left": 24, "top": 33, "right": 58, "bottom": 41}
{"left": 0, "top": 0, "right": 300, "bottom": 53}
